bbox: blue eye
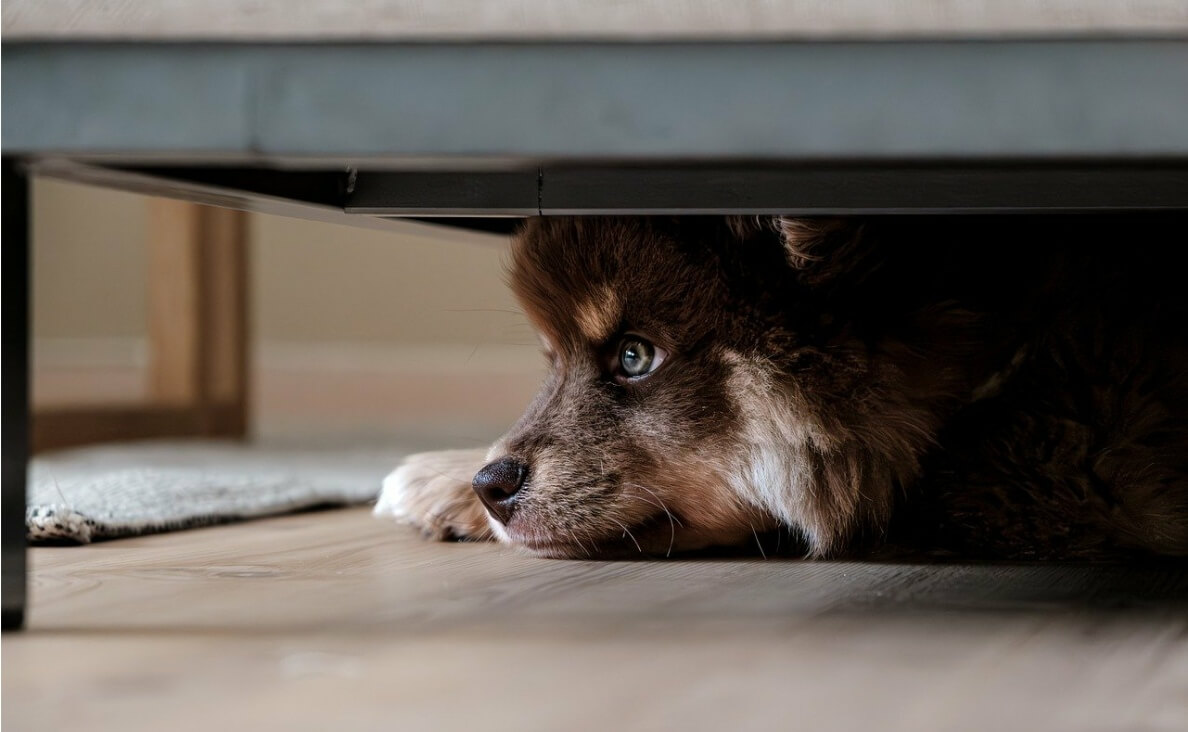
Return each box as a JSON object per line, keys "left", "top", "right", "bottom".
{"left": 620, "top": 339, "right": 653, "bottom": 376}
{"left": 617, "top": 337, "right": 667, "bottom": 380}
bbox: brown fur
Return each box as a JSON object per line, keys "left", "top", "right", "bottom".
{"left": 378, "top": 215, "right": 1188, "bottom": 560}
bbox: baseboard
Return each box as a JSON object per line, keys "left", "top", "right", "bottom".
{"left": 33, "top": 338, "right": 546, "bottom": 439}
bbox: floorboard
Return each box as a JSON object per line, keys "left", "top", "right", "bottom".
{"left": 4, "top": 508, "right": 1187, "bottom": 731}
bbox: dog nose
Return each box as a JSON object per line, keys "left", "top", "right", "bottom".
{"left": 472, "top": 458, "right": 527, "bottom": 524}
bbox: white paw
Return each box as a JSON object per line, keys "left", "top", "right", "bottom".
{"left": 375, "top": 449, "right": 493, "bottom": 541}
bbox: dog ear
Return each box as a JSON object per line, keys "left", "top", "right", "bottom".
{"left": 726, "top": 216, "right": 860, "bottom": 262}
{"left": 723, "top": 215, "right": 769, "bottom": 241}
{"left": 777, "top": 216, "right": 885, "bottom": 288}
{"left": 724, "top": 216, "right": 870, "bottom": 286}
{"left": 724, "top": 216, "right": 875, "bottom": 285}
{"left": 772, "top": 217, "right": 852, "bottom": 268}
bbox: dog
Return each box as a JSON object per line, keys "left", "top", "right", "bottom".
{"left": 376, "top": 216, "right": 1188, "bottom": 560}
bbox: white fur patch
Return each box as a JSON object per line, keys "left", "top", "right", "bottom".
{"left": 374, "top": 462, "right": 422, "bottom": 523}
{"left": 374, "top": 448, "right": 496, "bottom": 541}
{"left": 721, "top": 351, "right": 827, "bottom": 552}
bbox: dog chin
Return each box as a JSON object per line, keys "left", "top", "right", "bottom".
{"left": 493, "top": 524, "right": 596, "bottom": 559}
{"left": 491, "top": 512, "right": 738, "bottom": 559}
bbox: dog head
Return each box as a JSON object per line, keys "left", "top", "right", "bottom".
{"left": 473, "top": 217, "right": 970, "bottom": 558}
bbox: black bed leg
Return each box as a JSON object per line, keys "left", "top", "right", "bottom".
{"left": 3, "top": 158, "right": 29, "bottom": 631}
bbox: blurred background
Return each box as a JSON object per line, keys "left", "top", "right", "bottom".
{"left": 31, "top": 178, "right": 546, "bottom": 447}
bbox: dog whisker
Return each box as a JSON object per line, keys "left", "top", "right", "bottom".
{"left": 566, "top": 529, "right": 592, "bottom": 558}
{"left": 623, "top": 482, "right": 678, "bottom": 557}
{"left": 610, "top": 519, "right": 644, "bottom": 554}
{"left": 751, "top": 524, "right": 767, "bottom": 560}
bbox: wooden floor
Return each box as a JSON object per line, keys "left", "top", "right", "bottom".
{"left": 4, "top": 508, "right": 1187, "bottom": 731}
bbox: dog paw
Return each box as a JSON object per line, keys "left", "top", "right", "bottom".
{"left": 375, "top": 449, "right": 493, "bottom": 541}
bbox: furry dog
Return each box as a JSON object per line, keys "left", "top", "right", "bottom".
{"left": 376, "top": 216, "right": 1188, "bottom": 560}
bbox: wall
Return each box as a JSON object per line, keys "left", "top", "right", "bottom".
{"left": 31, "top": 178, "right": 545, "bottom": 439}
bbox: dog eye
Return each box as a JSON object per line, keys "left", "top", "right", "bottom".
{"left": 616, "top": 337, "right": 667, "bottom": 380}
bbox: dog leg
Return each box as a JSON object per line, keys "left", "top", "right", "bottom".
{"left": 374, "top": 448, "right": 494, "bottom": 541}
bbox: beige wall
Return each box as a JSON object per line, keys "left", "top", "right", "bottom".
{"left": 32, "top": 179, "right": 148, "bottom": 340}
{"left": 32, "top": 177, "right": 530, "bottom": 347}
{"left": 31, "top": 178, "right": 546, "bottom": 435}
{"left": 253, "top": 209, "right": 528, "bottom": 347}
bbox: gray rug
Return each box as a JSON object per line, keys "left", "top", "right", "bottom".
{"left": 27, "top": 440, "right": 403, "bottom": 544}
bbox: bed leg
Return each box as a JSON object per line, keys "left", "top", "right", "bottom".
{"left": 3, "top": 158, "right": 30, "bottom": 631}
